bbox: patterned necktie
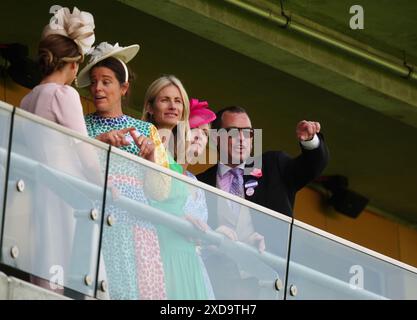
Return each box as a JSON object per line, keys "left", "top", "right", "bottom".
{"left": 229, "top": 167, "right": 244, "bottom": 197}
{"left": 229, "top": 167, "right": 244, "bottom": 216}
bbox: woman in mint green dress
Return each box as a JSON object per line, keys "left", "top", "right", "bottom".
{"left": 142, "top": 75, "right": 209, "bottom": 299}
{"left": 152, "top": 155, "right": 208, "bottom": 299}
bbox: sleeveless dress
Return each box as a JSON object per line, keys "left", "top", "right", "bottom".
{"left": 151, "top": 154, "right": 208, "bottom": 300}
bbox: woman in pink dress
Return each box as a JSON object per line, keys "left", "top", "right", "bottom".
{"left": 20, "top": 6, "right": 95, "bottom": 133}
{"left": 17, "top": 7, "right": 97, "bottom": 295}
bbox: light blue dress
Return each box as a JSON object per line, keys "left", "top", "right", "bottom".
{"left": 184, "top": 171, "right": 215, "bottom": 300}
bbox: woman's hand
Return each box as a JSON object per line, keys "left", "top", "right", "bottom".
{"left": 185, "top": 214, "right": 209, "bottom": 232}
{"left": 131, "top": 131, "right": 156, "bottom": 162}
{"left": 96, "top": 127, "right": 135, "bottom": 147}
{"left": 215, "top": 225, "right": 238, "bottom": 241}
{"left": 184, "top": 214, "right": 210, "bottom": 245}
{"left": 247, "top": 232, "right": 265, "bottom": 253}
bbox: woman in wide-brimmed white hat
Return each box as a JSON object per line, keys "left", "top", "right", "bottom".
{"left": 78, "top": 41, "right": 168, "bottom": 165}
{"left": 77, "top": 42, "right": 170, "bottom": 300}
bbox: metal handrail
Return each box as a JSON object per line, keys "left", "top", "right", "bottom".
{"left": 1, "top": 100, "right": 416, "bottom": 274}
{"left": 0, "top": 147, "right": 392, "bottom": 300}
{"left": 0, "top": 102, "right": 415, "bottom": 299}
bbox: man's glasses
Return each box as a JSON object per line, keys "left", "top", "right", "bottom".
{"left": 222, "top": 127, "right": 255, "bottom": 139}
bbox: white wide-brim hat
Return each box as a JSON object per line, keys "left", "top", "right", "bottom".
{"left": 77, "top": 42, "right": 140, "bottom": 87}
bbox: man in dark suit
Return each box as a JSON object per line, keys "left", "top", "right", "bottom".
{"left": 197, "top": 106, "right": 329, "bottom": 298}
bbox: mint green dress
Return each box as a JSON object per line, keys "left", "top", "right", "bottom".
{"left": 152, "top": 155, "right": 208, "bottom": 300}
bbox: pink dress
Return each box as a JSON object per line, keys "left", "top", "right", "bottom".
{"left": 18, "top": 83, "right": 101, "bottom": 295}
{"left": 20, "top": 83, "right": 88, "bottom": 135}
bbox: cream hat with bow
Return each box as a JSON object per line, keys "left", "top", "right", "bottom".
{"left": 42, "top": 6, "right": 95, "bottom": 58}
{"left": 77, "top": 42, "right": 140, "bottom": 88}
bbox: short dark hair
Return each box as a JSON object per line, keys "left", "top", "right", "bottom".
{"left": 211, "top": 105, "right": 248, "bottom": 130}
{"left": 91, "top": 57, "right": 135, "bottom": 85}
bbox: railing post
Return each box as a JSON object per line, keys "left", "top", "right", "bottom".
{"left": 0, "top": 106, "right": 15, "bottom": 263}
{"left": 93, "top": 145, "right": 112, "bottom": 299}
{"left": 283, "top": 220, "right": 294, "bottom": 300}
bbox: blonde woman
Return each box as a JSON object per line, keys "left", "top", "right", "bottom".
{"left": 142, "top": 75, "right": 208, "bottom": 299}
{"left": 142, "top": 75, "right": 190, "bottom": 164}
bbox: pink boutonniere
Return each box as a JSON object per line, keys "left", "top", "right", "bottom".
{"left": 250, "top": 168, "right": 263, "bottom": 178}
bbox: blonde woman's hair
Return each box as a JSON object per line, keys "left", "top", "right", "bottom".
{"left": 142, "top": 75, "right": 191, "bottom": 163}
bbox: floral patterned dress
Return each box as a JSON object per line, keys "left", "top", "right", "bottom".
{"left": 85, "top": 112, "right": 168, "bottom": 300}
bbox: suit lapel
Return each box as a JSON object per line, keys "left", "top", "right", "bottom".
{"left": 207, "top": 164, "right": 218, "bottom": 188}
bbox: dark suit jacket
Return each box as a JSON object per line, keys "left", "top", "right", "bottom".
{"left": 197, "top": 134, "right": 329, "bottom": 253}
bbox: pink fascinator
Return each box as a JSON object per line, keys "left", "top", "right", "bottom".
{"left": 189, "top": 98, "right": 216, "bottom": 129}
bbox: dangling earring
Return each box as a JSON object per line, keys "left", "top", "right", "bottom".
{"left": 74, "top": 77, "right": 79, "bottom": 88}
